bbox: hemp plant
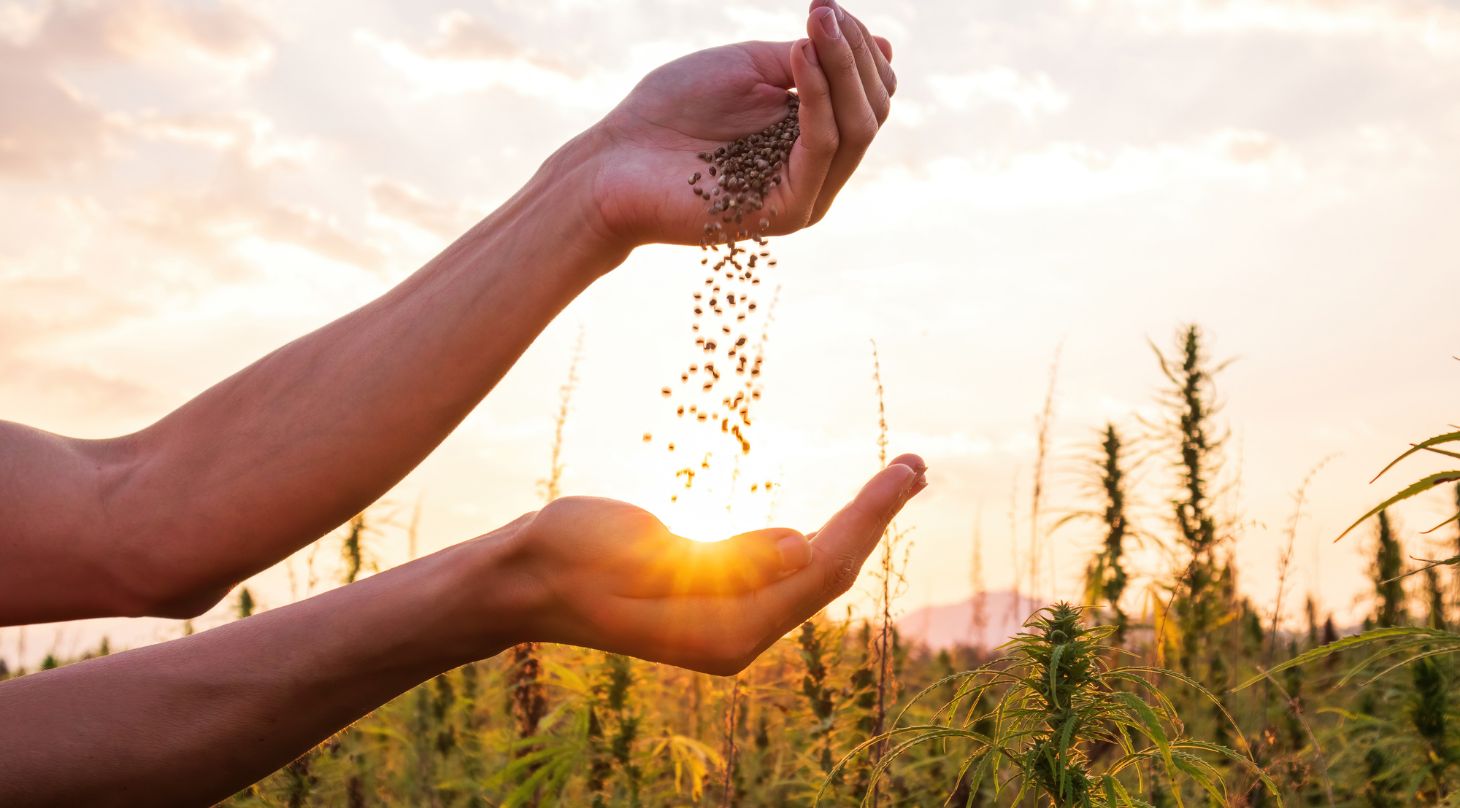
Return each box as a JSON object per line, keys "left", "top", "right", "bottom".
{"left": 826, "top": 603, "right": 1276, "bottom": 807}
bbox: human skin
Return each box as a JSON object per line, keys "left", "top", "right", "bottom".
{"left": 0, "top": 3, "right": 910, "bottom": 805}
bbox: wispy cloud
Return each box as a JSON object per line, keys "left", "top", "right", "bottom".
{"left": 353, "top": 8, "right": 594, "bottom": 103}
{"left": 0, "top": 0, "right": 275, "bottom": 178}
{"left": 0, "top": 0, "right": 273, "bottom": 70}
{"left": 368, "top": 177, "right": 474, "bottom": 238}
{"left": 1073, "top": 0, "right": 1460, "bottom": 54}
{"left": 928, "top": 67, "right": 1070, "bottom": 121}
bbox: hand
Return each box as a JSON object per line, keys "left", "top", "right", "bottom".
{"left": 583, "top": 1, "right": 897, "bottom": 250}
{"left": 497, "top": 454, "right": 926, "bottom": 676}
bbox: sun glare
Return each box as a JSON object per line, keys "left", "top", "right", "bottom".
{"left": 644, "top": 429, "right": 781, "bottom": 543}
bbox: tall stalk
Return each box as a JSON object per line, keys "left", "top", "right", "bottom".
{"left": 510, "top": 337, "right": 582, "bottom": 802}
{"left": 1030, "top": 345, "right": 1062, "bottom": 599}
{"left": 1370, "top": 510, "right": 1406, "bottom": 629}
{"left": 1081, "top": 424, "right": 1131, "bottom": 642}
{"left": 237, "top": 586, "right": 255, "bottom": 619}
{"left": 1153, "top": 325, "right": 1228, "bottom": 679}
{"left": 867, "top": 343, "right": 901, "bottom": 808}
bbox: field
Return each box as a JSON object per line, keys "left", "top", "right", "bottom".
{"left": 12, "top": 326, "right": 1457, "bottom": 807}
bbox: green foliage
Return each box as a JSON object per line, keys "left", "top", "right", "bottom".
{"left": 1081, "top": 424, "right": 1133, "bottom": 641}
{"left": 1371, "top": 511, "right": 1407, "bottom": 629}
{"left": 137, "top": 333, "right": 1453, "bottom": 806}
{"left": 828, "top": 604, "right": 1277, "bottom": 807}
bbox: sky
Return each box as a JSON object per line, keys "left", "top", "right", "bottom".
{"left": 2, "top": 0, "right": 1459, "bottom": 667}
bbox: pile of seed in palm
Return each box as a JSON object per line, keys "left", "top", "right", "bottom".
{"left": 642, "top": 92, "right": 800, "bottom": 501}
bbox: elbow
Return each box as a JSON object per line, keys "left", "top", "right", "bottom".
{"left": 93, "top": 433, "right": 231, "bottom": 621}
{"left": 113, "top": 546, "right": 232, "bottom": 620}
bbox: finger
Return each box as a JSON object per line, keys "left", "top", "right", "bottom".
{"left": 852, "top": 16, "right": 897, "bottom": 98}
{"left": 809, "top": 1, "right": 895, "bottom": 99}
{"left": 784, "top": 37, "right": 836, "bottom": 227}
{"left": 806, "top": 5, "right": 879, "bottom": 225}
{"left": 835, "top": 7, "right": 891, "bottom": 124}
{"left": 873, "top": 35, "right": 893, "bottom": 62}
{"left": 755, "top": 459, "right": 925, "bottom": 633}
{"left": 629, "top": 528, "right": 812, "bottom": 597}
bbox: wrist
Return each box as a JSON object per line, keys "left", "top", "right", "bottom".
{"left": 428, "top": 515, "right": 548, "bottom": 663}
{"left": 516, "top": 126, "right": 634, "bottom": 280}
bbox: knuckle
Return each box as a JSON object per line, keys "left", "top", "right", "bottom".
{"left": 823, "top": 552, "right": 861, "bottom": 597}
{"left": 804, "top": 129, "right": 839, "bottom": 157}
{"left": 850, "top": 111, "right": 880, "bottom": 142}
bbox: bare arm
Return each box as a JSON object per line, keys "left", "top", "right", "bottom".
{"left": 0, "top": 145, "right": 612, "bottom": 623}
{"left": 0, "top": 458, "right": 926, "bottom": 807}
{"left": 0, "top": 5, "right": 897, "bottom": 625}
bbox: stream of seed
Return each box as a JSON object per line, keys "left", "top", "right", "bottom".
{"left": 643, "top": 92, "right": 799, "bottom": 503}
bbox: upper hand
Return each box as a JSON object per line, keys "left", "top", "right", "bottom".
{"left": 582, "top": 1, "right": 897, "bottom": 251}
{"left": 495, "top": 454, "right": 926, "bottom": 676}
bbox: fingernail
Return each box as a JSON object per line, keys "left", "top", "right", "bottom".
{"left": 908, "top": 472, "right": 928, "bottom": 498}
{"left": 801, "top": 38, "right": 819, "bottom": 67}
{"left": 814, "top": 6, "right": 840, "bottom": 38}
{"left": 776, "top": 533, "right": 812, "bottom": 574}
{"left": 832, "top": 1, "right": 847, "bottom": 21}
{"left": 894, "top": 464, "right": 918, "bottom": 494}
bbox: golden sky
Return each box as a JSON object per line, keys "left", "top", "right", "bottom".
{"left": 3, "top": 0, "right": 1459, "bottom": 665}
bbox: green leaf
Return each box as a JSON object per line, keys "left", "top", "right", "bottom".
{"left": 1336, "top": 471, "right": 1460, "bottom": 542}
{"left": 1234, "top": 626, "right": 1458, "bottom": 690}
{"left": 1369, "top": 430, "right": 1460, "bottom": 483}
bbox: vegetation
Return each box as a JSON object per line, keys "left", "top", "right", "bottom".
{"left": 9, "top": 330, "right": 1460, "bottom": 806}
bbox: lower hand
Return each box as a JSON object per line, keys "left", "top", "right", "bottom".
{"left": 488, "top": 454, "right": 926, "bottom": 675}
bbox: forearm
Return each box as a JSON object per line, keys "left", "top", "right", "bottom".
{"left": 0, "top": 525, "right": 529, "bottom": 807}
{"left": 12, "top": 132, "right": 622, "bottom": 622}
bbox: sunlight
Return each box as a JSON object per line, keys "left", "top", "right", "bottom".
{"left": 660, "top": 493, "right": 741, "bottom": 543}
{"left": 657, "top": 463, "right": 779, "bottom": 543}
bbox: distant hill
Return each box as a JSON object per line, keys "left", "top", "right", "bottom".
{"left": 898, "top": 591, "right": 1051, "bottom": 651}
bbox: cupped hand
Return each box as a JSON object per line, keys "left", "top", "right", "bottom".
{"left": 503, "top": 454, "right": 926, "bottom": 676}
{"left": 585, "top": 1, "right": 897, "bottom": 250}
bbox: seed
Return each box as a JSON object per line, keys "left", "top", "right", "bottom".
{"left": 658, "top": 96, "right": 794, "bottom": 503}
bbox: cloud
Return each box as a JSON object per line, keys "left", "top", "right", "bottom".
{"left": 0, "top": 48, "right": 112, "bottom": 177}
{"left": 928, "top": 67, "right": 1070, "bottom": 121}
{"left": 370, "top": 8, "right": 576, "bottom": 75}
{"left": 424, "top": 9, "right": 522, "bottom": 62}
{"left": 1072, "top": 0, "right": 1460, "bottom": 54}
{"left": 114, "top": 108, "right": 321, "bottom": 171}
{"left": 1, "top": 0, "right": 274, "bottom": 70}
{"left": 0, "top": 353, "right": 158, "bottom": 413}
{"left": 126, "top": 186, "right": 387, "bottom": 278}
{"left": 368, "top": 178, "right": 474, "bottom": 238}
{"left": 354, "top": 9, "right": 598, "bottom": 103}
{"left": 0, "top": 0, "right": 275, "bottom": 179}
{"left": 855, "top": 127, "right": 1300, "bottom": 217}
{"left": 106, "top": 123, "right": 383, "bottom": 278}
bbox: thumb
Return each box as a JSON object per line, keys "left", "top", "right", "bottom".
{"left": 750, "top": 456, "right": 926, "bottom": 637}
